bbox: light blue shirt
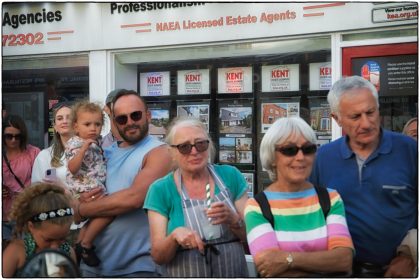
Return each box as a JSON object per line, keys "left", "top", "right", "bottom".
{"left": 80, "top": 135, "right": 164, "bottom": 276}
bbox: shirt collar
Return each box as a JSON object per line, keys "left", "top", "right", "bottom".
{"left": 339, "top": 128, "right": 392, "bottom": 159}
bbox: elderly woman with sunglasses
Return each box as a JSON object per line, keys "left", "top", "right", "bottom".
{"left": 244, "top": 117, "right": 354, "bottom": 277}
{"left": 2, "top": 115, "right": 40, "bottom": 244}
{"left": 144, "top": 117, "right": 249, "bottom": 277}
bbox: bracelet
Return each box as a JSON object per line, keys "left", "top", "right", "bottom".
{"left": 77, "top": 203, "right": 87, "bottom": 221}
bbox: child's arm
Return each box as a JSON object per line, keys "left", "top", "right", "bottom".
{"left": 68, "top": 139, "right": 96, "bottom": 175}
{"left": 2, "top": 241, "right": 24, "bottom": 277}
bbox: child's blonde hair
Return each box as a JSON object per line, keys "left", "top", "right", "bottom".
{"left": 70, "top": 100, "right": 104, "bottom": 128}
{"left": 9, "top": 183, "right": 74, "bottom": 238}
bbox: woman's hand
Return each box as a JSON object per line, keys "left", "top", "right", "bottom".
{"left": 255, "top": 249, "right": 289, "bottom": 277}
{"left": 206, "top": 201, "right": 237, "bottom": 225}
{"left": 171, "top": 227, "right": 204, "bottom": 254}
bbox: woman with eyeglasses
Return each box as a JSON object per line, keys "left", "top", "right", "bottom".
{"left": 144, "top": 117, "right": 249, "bottom": 277}
{"left": 244, "top": 117, "right": 354, "bottom": 277}
{"left": 2, "top": 115, "right": 40, "bottom": 245}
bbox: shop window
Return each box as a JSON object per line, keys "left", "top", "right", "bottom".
{"left": 2, "top": 55, "right": 89, "bottom": 148}
{"left": 135, "top": 43, "right": 331, "bottom": 194}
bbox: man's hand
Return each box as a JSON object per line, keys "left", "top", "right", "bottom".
{"left": 72, "top": 187, "right": 105, "bottom": 223}
{"left": 78, "top": 187, "right": 105, "bottom": 203}
{"left": 384, "top": 255, "right": 415, "bottom": 277}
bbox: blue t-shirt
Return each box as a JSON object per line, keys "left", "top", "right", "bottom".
{"left": 310, "top": 129, "right": 417, "bottom": 265}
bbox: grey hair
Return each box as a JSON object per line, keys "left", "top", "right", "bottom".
{"left": 327, "top": 76, "right": 379, "bottom": 116}
{"left": 165, "top": 116, "right": 215, "bottom": 163}
{"left": 403, "top": 117, "right": 417, "bottom": 135}
{"left": 260, "top": 117, "right": 317, "bottom": 182}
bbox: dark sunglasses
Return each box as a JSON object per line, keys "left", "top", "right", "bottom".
{"left": 4, "top": 133, "right": 21, "bottom": 140}
{"left": 171, "top": 140, "right": 210, "bottom": 155}
{"left": 275, "top": 143, "right": 317, "bottom": 157}
{"left": 114, "top": 111, "right": 142, "bottom": 125}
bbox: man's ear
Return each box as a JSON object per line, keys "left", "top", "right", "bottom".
{"left": 146, "top": 109, "right": 152, "bottom": 122}
{"left": 331, "top": 113, "right": 342, "bottom": 127}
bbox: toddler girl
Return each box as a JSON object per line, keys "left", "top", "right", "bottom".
{"left": 65, "top": 100, "right": 112, "bottom": 266}
{"left": 2, "top": 182, "right": 76, "bottom": 277}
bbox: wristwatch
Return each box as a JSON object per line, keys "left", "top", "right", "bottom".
{"left": 230, "top": 217, "right": 244, "bottom": 229}
{"left": 286, "top": 252, "right": 294, "bottom": 268}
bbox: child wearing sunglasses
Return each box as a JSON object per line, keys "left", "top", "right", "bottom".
{"left": 65, "top": 101, "right": 112, "bottom": 267}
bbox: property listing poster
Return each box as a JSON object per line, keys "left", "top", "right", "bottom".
{"left": 308, "top": 97, "right": 331, "bottom": 146}
{"left": 218, "top": 100, "right": 253, "bottom": 164}
{"left": 176, "top": 101, "right": 210, "bottom": 131}
{"left": 261, "top": 102, "right": 299, "bottom": 133}
{"left": 352, "top": 54, "right": 417, "bottom": 96}
{"left": 139, "top": 71, "right": 170, "bottom": 96}
{"left": 148, "top": 102, "right": 171, "bottom": 140}
{"left": 217, "top": 67, "right": 253, "bottom": 93}
{"left": 261, "top": 64, "right": 300, "bottom": 92}
{"left": 241, "top": 172, "right": 254, "bottom": 197}
{"left": 177, "top": 69, "right": 210, "bottom": 95}
{"left": 309, "top": 62, "right": 332, "bottom": 91}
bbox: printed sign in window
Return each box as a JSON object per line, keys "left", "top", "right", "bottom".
{"left": 261, "top": 64, "right": 300, "bottom": 92}
{"left": 217, "top": 67, "right": 253, "bottom": 93}
{"left": 140, "top": 71, "right": 170, "bottom": 96}
{"left": 177, "top": 69, "right": 210, "bottom": 95}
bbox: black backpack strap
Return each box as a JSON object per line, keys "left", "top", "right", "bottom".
{"left": 314, "top": 186, "right": 330, "bottom": 219}
{"left": 254, "top": 192, "right": 274, "bottom": 228}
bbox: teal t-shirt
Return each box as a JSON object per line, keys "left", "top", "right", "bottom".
{"left": 144, "top": 164, "right": 247, "bottom": 234}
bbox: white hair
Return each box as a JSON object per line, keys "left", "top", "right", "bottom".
{"left": 260, "top": 117, "right": 317, "bottom": 182}
{"left": 165, "top": 116, "right": 215, "bottom": 163}
{"left": 327, "top": 75, "right": 379, "bottom": 116}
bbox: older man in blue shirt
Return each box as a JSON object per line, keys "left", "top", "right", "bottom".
{"left": 310, "top": 76, "right": 417, "bottom": 277}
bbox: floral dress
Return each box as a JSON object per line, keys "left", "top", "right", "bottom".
{"left": 65, "top": 136, "right": 106, "bottom": 196}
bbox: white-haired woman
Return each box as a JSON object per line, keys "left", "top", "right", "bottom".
{"left": 244, "top": 117, "right": 354, "bottom": 277}
{"left": 144, "top": 117, "right": 248, "bottom": 277}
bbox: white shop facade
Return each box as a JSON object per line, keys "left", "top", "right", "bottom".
{"left": 2, "top": 2, "right": 417, "bottom": 191}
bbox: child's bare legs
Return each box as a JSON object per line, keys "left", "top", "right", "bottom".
{"left": 76, "top": 216, "right": 113, "bottom": 266}
{"left": 79, "top": 216, "right": 113, "bottom": 248}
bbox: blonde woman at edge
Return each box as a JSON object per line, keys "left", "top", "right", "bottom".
{"left": 31, "top": 102, "right": 73, "bottom": 186}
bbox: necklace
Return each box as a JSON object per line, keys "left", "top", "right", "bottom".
{"left": 23, "top": 233, "right": 71, "bottom": 258}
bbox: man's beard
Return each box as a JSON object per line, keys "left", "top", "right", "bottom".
{"left": 118, "top": 121, "right": 149, "bottom": 145}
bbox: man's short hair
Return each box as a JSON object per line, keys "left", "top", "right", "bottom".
{"left": 111, "top": 90, "right": 148, "bottom": 115}
{"left": 106, "top": 89, "right": 126, "bottom": 107}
